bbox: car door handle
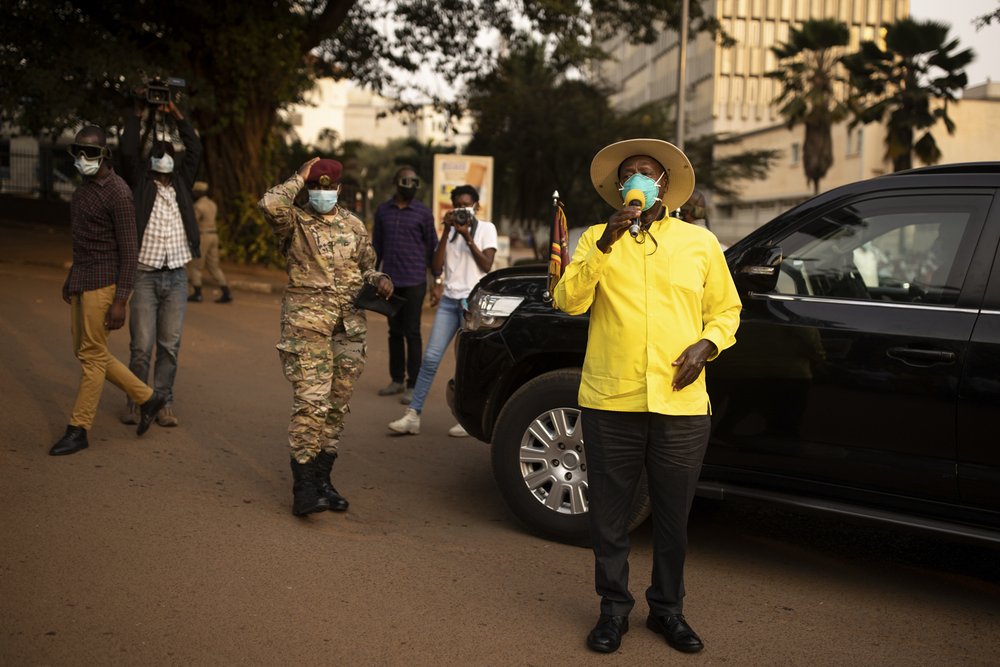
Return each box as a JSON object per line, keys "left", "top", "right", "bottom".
{"left": 886, "top": 347, "right": 956, "bottom": 367}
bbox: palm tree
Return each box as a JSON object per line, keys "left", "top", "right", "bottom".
{"left": 768, "top": 19, "right": 850, "bottom": 194}
{"left": 841, "top": 18, "right": 974, "bottom": 172}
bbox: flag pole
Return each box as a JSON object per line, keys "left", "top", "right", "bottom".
{"left": 545, "top": 190, "right": 560, "bottom": 299}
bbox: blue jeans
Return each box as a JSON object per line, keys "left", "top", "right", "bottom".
{"left": 128, "top": 268, "right": 188, "bottom": 403}
{"left": 409, "top": 296, "right": 463, "bottom": 414}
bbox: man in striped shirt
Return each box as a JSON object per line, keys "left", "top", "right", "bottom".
{"left": 371, "top": 166, "right": 438, "bottom": 404}
{"left": 119, "top": 95, "right": 202, "bottom": 428}
{"left": 51, "top": 126, "right": 167, "bottom": 456}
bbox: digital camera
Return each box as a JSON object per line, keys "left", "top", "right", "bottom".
{"left": 453, "top": 207, "right": 475, "bottom": 225}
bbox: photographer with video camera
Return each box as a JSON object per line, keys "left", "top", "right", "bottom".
{"left": 387, "top": 185, "right": 497, "bottom": 438}
{"left": 117, "top": 84, "right": 202, "bottom": 429}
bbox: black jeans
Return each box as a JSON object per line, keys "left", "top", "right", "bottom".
{"left": 581, "top": 408, "right": 710, "bottom": 618}
{"left": 387, "top": 283, "right": 426, "bottom": 388}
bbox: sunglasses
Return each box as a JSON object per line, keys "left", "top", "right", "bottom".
{"left": 67, "top": 143, "right": 107, "bottom": 160}
{"left": 397, "top": 177, "right": 420, "bottom": 188}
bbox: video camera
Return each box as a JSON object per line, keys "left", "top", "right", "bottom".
{"left": 145, "top": 77, "right": 186, "bottom": 106}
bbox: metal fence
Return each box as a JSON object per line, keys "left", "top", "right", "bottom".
{"left": 0, "top": 146, "right": 79, "bottom": 201}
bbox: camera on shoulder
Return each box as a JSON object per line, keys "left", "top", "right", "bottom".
{"left": 145, "top": 77, "right": 187, "bottom": 105}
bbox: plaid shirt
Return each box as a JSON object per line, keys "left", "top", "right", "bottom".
{"left": 67, "top": 167, "right": 138, "bottom": 302}
{"left": 137, "top": 181, "right": 193, "bottom": 269}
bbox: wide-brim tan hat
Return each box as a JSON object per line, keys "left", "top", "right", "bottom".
{"left": 590, "top": 138, "right": 695, "bottom": 212}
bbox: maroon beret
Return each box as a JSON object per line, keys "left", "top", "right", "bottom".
{"left": 306, "top": 159, "right": 343, "bottom": 186}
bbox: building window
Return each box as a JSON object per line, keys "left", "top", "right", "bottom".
{"left": 790, "top": 142, "right": 801, "bottom": 165}
{"left": 847, "top": 126, "right": 863, "bottom": 157}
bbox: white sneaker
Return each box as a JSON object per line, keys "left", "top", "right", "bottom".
{"left": 448, "top": 423, "right": 470, "bottom": 437}
{"left": 388, "top": 408, "right": 420, "bottom": 435}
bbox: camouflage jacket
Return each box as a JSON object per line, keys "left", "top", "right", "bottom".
{"left": 258, "top": 174, "right": 385, "bottom": 297}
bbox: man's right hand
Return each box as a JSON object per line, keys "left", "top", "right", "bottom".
{"left": 132, "top": 86, "right": 148, "bottom": 116}
{"left": 297, "top": 157, "right": 320, "bottom": 181}
{"left": 596, "top": 205, "right": 641, "bottom": 253}
{"left": 62, "top": 279, "right": 71, "bottom": 304}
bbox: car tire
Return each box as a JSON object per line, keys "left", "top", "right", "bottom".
{"left": 491, "top": 368, "right": 651, "bottom": 545}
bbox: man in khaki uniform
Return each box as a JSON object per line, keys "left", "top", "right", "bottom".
{"left": 258, "top": 157, "right": 393, "bottom": 516}
{"left": 187, "top": 181, "right": 232, "bottom": 303}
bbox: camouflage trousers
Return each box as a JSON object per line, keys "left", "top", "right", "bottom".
{"left": 277, "top": 292, "right": 367, "bottom": 463}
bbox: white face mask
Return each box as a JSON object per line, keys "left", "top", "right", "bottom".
{"left": 74, "top": 155, "right": 102, "bottom": 176}
{"left": 151, "top": 154, "right": 175, "bottom": 174}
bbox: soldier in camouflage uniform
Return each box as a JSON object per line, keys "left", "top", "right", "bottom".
{"left": 258, "top": 157, "right": 393, "bottom": 516}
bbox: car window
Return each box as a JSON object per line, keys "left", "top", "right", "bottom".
{"left": 774, "top": 195, "right": 990, "bottom": 306}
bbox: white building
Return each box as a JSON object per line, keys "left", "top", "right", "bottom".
{"left": 284, "top": 78, "right": 472, "bottom": 151}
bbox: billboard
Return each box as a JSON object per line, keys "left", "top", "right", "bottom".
{"left": 432, "top": 154, "right": 494, "bottom": 230}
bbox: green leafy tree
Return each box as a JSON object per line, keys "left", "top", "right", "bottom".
{"left": 0, "top": 3, "right": 718, "bottom": 202}
{"left": 767, "top": 19, "right": 850, "bottom": 193}
{"left": 841, "top": 18, "right": 974, "bottom": 172}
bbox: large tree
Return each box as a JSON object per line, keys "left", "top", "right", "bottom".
{"left": 841, "top": 18, "right": 973, "bottom": 172}
{"left": 768, "top": 19, "right": 850, "bottom": 193}
{"left": 1, "top": 1, "right": 722, "bottom": 253}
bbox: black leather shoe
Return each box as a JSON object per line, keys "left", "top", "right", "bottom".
{"left": 49, "top": 425, "right": 89, "bottom": 456}
{"left": 137, "top": 391, "right": 167, "bottom": 436}
{"left": 586, "top": 614, "right": 629, "bottom": 653}
{"left": 646, "top": 614, "right": 704, "bottom": 653}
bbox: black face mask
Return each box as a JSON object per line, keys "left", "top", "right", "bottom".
{"left": 397, "top": 186, "right": 418, "bottom": 201}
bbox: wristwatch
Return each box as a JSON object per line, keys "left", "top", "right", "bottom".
{"left": 434, "top": 276, "right": 443, "bottom": 285}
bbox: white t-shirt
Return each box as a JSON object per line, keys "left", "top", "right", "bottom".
{"left": 444, "top": 219, "right": 498, "bottom": 299}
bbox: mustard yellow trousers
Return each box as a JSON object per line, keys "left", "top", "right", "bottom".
{"left": 70, "top": 285, "right": 153, "bottom": 429}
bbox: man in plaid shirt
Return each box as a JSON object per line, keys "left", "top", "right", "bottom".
{"left": 119, "top": 94, "right": 202, "bottom": 428}
{"left": 50, "top": 126, "right": 168, "bottom": 456}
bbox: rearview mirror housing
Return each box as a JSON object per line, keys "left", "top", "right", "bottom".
{"left": 734, "top": 246, "right": 782, "bottom": 294}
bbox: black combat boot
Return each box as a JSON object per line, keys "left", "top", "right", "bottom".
{"left": 315, "top": 451, "right": 349, "bottom": 511}
{"left": 188, "top": 286, "right": 203, "bottom": 302}
{"left": 49, "top": 425, "right": 89, "bottom": 456}
{"left": 215, "top": 286, "right": 232, "bottom": 303}
{"left": 289, "top": 457, "right": 330, "bottom": 516}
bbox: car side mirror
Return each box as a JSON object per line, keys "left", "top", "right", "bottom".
{"left": 735, "top": 246, "right": 782, "bottom": 294}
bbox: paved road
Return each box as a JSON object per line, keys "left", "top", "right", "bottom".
{"left": 2, "top": 259, "right": 999, "bottom": 666}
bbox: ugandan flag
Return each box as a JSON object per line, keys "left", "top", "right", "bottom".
{"left": 548, "top": 195, "right": 570, "bottom": 295}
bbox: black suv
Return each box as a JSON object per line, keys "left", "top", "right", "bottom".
{"left": 448, "top": 163, "right": 1000, "bottom": 545}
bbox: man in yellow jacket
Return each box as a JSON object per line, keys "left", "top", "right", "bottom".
{"left": 554, "top": 139, "right": 741, "bottom": 655}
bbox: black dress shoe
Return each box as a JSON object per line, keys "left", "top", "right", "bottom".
{"left": 586, "top": 614, "right": 629, "bottom": 653}
{"left": 137, "top": 391, "right": 167, "bottom": 436}
{"left": 646, "top": 613, "right": 704, "bottom": 653}
{"left": 49, "top": 425, "right": 89, "bottom": 456}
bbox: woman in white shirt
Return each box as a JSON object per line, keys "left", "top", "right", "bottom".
{"left": 388, "top": 185, "right": 497, "bottom": 436}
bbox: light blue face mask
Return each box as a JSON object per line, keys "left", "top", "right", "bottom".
{"left": 308, "top": 189, "right": 339, "bottom": 214}
{"left": 151, "top": 154, "right": 174, "bottom": 174}
{"left": 619, "top": 172, "right": 664, "bottom": 211}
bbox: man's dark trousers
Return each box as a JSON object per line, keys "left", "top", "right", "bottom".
{"left": 581, "top": 408, "right": 710, "bottom": 617}
{"left": 387, "top": 283, "right": 427, "bottom": 388}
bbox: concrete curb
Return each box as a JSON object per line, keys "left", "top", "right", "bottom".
{"left": 0, "top": 257, "right": 284, "bottom": 296}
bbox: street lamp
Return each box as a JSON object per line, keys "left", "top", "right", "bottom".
{"left": 676, "top": 0, "right": 689, "bottom": 152}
